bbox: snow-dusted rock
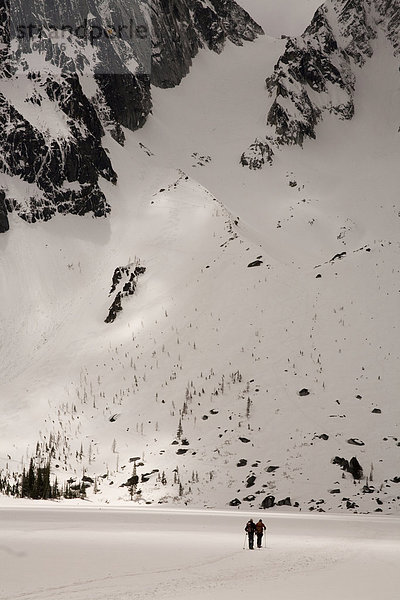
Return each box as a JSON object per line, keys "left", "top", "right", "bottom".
{"left": 242, "top": 0, "right": 400, "bottom": 166}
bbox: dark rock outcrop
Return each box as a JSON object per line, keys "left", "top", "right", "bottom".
{"left": 243, "top": 494, "right": 255, "bottom": 502}
{"left": 261, "top": 495, "right": 275, "bottom": 509}
{"left": 229, "top": 497, "right": 241, "bottom": 506}
{"left": 349, "top": 457, "right": 364, "bottom": 479}
{"left": 332, "top": 456, "right": 350, "bottom": 470}
{"left": 247, "top": 259, "right": 263, "bottom": 268}
{"left": 105, "top": 262, "right": 146, "bottom": 323}
{"left": 95, "top": 73, "right": 152, "bottom": 134}
{"left": 82, "top": 476, "right": 94, "bottom": 484}
{"left": 347, "top": 438, "right": 365, "bottom": 446}
{"left": 121, "top": 474, "right": 139, "bottom": 488}
{"left": 276, "top": 496, "right": 292, "bottom": 506}
{"left": 0, "top": 189, "right": 9, "bottom": 232}
{"left": 332, "top": 455, "right": 364, "bottom": 479}
{"left": 330, "top": 252, "right": 347, "bottom": 262}
{"left": 105, "top": 292, "right": 123, "bottom": 324}
{"left": 362, "top": 484, "right": 375, "bottom": 493}
{"left": 246, "top": 475, "right": 256, "bottom": 488}
{"left": 298, "top": 388, "right": 310, "bottom": 397}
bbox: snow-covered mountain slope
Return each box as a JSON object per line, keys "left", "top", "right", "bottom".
{"left": 241, "top": 0, "right": 400, "bottom": 166}
{"left": 0, "top": 0, "right": 262, "bottom": 231}
{"left": 1, "top": 1, "right": 399, "bottom": 514}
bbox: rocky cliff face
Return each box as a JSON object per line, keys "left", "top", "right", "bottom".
{"left": 241, "top": 0, "right": 400, "bottom": 168}
{"left": 0, "top": 74, "right": 117, "bottom": 225}
{"left": 148, "top": 0, "right": 263, "bottom": 87}
{"left": 375, "top": 0, "right": 400, "bottom": 56}
{"left": 0, "top": 0, "right": 263, "bottom": 230}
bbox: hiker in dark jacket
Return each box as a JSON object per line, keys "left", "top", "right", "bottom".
{"left": 245, "top": 518, "right": 256, "bottom": 549}
{"left": 255, "top": 519, "right": 266, "bottom": 548}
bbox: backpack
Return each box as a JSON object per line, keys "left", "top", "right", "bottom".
{"left": 255, "top": 521, "right": 265, "bottom": 533}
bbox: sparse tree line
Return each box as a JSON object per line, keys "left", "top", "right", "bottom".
{"left": 0, "top": 457, "right": 90, "bottom": 500}
{"left": 0, "top": 458, "right": 58, "bottom": 499}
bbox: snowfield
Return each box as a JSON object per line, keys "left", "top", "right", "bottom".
{"left": 0, "top": 506, "right": 399, "bottom": 600}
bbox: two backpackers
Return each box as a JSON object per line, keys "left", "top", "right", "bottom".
{"left": 245, "top": 518, "right": 266, "bottom": 549}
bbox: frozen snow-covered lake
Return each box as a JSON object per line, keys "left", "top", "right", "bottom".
{"left": 0, "top": 506, "right": 399, "bottom": 600}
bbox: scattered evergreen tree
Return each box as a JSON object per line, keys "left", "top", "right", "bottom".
{"left": 177, "top": 418, "right": 183, "bottom": 440}
{"left": 129, "top": 462, "right": 139, "bottom": 500}
{"left": 20, "top": 459, "right": 53, "bottom": 499}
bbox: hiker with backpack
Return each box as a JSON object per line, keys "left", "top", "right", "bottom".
{"left": 244, "top": 518, "right": 256, "bottom": 549}
{"left": 255, "top": 518, "right": 266, "bottom": 548}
